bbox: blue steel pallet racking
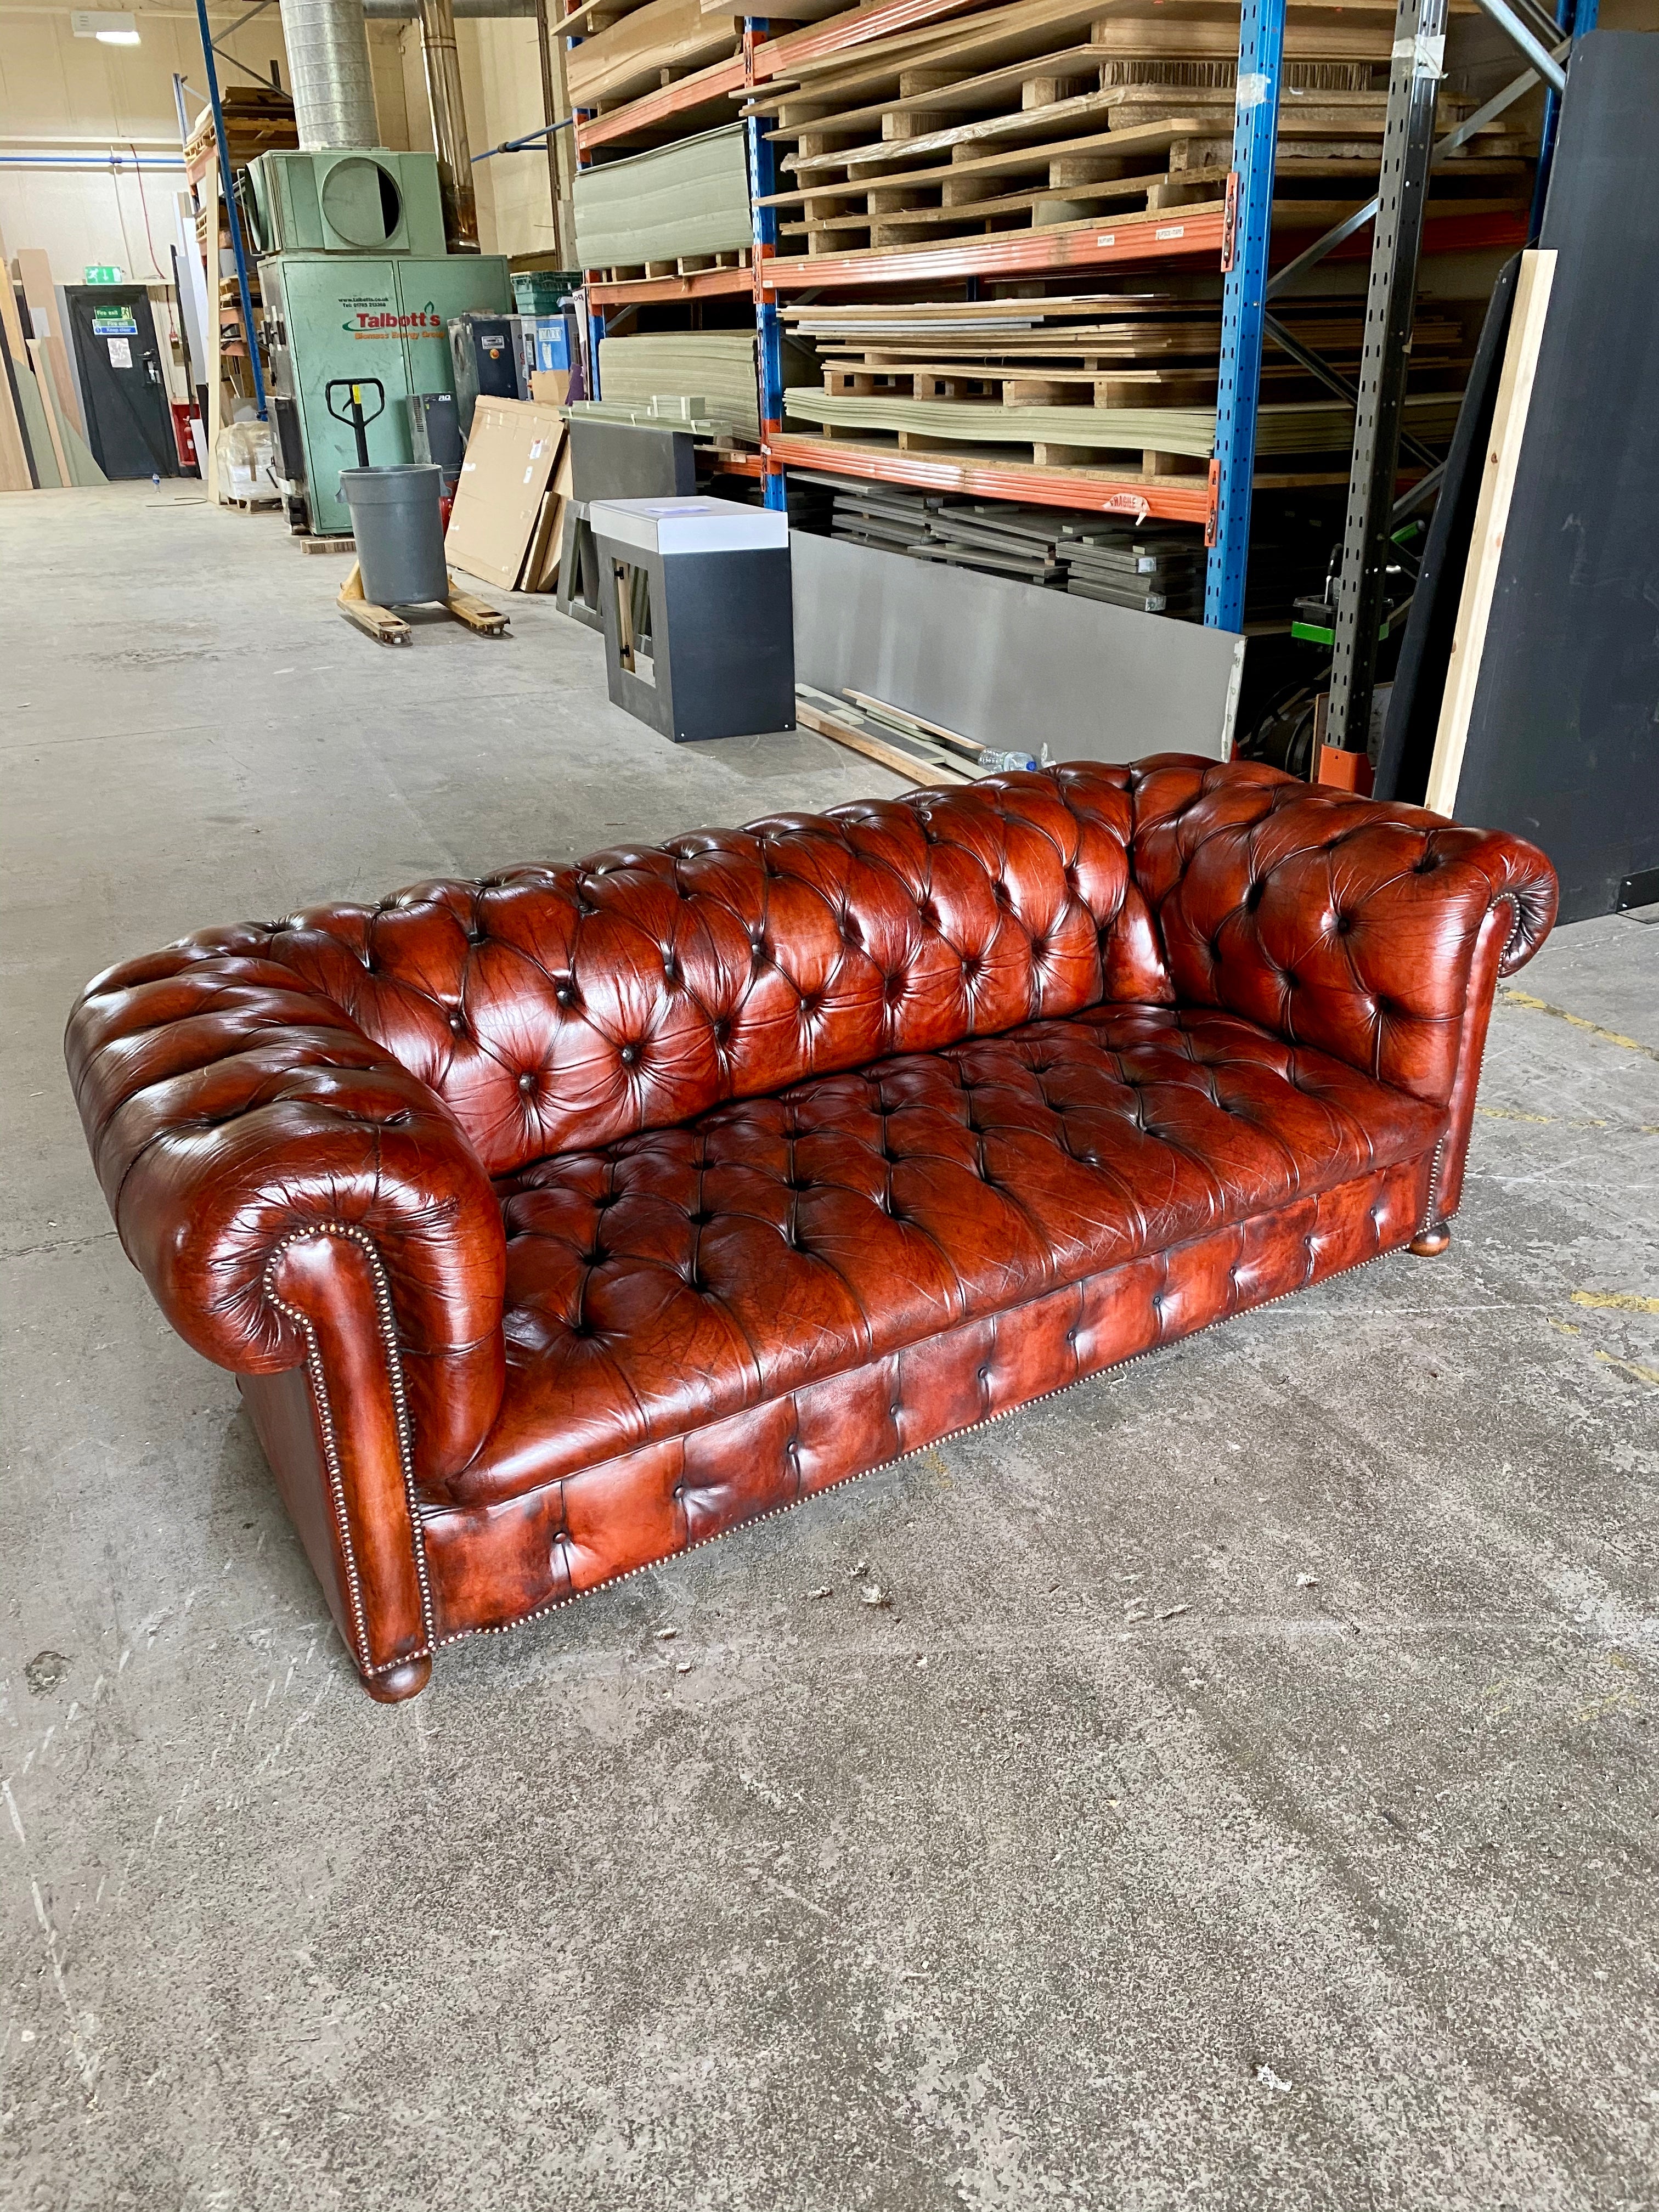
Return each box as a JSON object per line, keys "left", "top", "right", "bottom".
{"left": 567, "top": 0, "right": 1563, "bottom": 642}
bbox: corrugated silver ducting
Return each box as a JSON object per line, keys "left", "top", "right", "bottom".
{"left": 279, "top": 0, "right": 381, "bottom": 149}
{"left": 363, "top": 0, "right": 534, "bottom": 15}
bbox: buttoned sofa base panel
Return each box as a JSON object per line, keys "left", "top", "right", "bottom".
{"left": 65, "top": 758, "right": 1557, "bottom": 1701}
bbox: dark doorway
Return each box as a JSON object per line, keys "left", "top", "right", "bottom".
{"left": 63, "top": 286, "right": 178, "bottom": 479}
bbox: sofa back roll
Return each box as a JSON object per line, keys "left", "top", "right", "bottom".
{"left": 244, "top": 766, "right": 1173, "bottom": 1175}
{"left": 1126, "top": 758, "right": 1558, "bottom": 1105}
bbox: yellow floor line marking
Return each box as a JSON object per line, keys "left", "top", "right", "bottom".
{"left": 1594, "top": 1351, "right": 1659, "bottom": 1387}
{"left": 1499, "top": 988, "right": 1659, "bottom": 1063}
{"left": 1473, "top": 1105, "right": 1658, "bottom": 1135}
{"left": 1572, "top": 1290, "right": 1659, "bottom": 1314}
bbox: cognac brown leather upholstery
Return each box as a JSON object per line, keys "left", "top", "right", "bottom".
{"left": 65, "top": 758, "right": 1556, "bottom": 1700}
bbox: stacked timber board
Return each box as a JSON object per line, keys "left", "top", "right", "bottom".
{"left": 781, "top": 290, "right": 1471, "bottom": 481}
{"left": 565, "top": 0, "right": 1534, "bottom": 623}
{"left": 182, "top": 84, "right": 297, "bottom": 184}
{"left": 595, "top": 330, "right": 820, "bottom": 440}
{"left": 595, "top": 331, "right": 759, "bottom": 438}
{"left": 744, "top": 0, "right": 1528, "bottom": 256}
{"left": 786, "top": 384, "right": 1462, "bottom": 461}
{"left": 565, "top": 0, "right": 750, "bottom": 116}
{"left": 573, "top": 124, "right": 752, "bottom": 275}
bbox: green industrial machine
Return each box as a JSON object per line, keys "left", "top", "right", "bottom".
{"left": 246, "top": 149, "right": 510, "bottom": 537}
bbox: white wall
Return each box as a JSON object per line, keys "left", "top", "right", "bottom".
{"left": 1, "top": 0, "right": 561, "bottom": 303}
{"left": 390, "top": 15, "right": 560, "bottom": 261}
{"left": 0, "top": 0, "right": 414, "bottom": 284}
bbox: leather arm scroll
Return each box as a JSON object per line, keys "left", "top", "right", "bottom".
{"left": 65, "top": 951, "right": 507, "bottom": 1484}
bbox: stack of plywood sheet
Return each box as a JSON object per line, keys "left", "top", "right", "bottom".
{"left": 781, "top": 290, "right": 1471, "bottom": 483}
{"left": 573, "top": 124, "right": 753, "bottom": 278}
{"left": 182, "top": 84, "right": 297, "bottom": 186}
{"left": 595, "top": 330, "right": 820, "bottom": 441}
{"left": 746, "top": 0, "right": 1526, "bottom": 255}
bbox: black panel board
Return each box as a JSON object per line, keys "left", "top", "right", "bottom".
{"left": 1451, "top": 32, "right": 1659, "bottom": 922}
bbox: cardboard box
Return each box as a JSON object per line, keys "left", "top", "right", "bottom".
{"left": 516, "top": 439, "right": 576, "bottom": 593}
{"left": 444, "top": 397, "right": 566, "bottom": 591}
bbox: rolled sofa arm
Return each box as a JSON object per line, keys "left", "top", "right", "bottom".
{"left": 1123, "top": 756, "right": 1558, "bottom": 1108}
{"left": 65, "top": 943, "right": 507, "bottom": 1485}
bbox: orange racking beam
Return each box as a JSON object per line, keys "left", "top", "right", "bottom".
{"left": 577, "top": 0, "right": 998, "bottom": 154}
{"left": 761, "top": 207, "right": 1225, "bottom": 291}
{"left": 764, "top": 434, "right": 1213, "bottom": 522}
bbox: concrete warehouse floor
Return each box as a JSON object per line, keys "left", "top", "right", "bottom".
{"left": 2, "top": 484, "right": 1655, "bottom": 2212}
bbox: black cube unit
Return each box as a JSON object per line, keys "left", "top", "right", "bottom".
{"left": 555, "top": 499, "right": 605, "bottom": 631}
{"left": 568, "top": 417, "right": 696, "bottom": 502}
{"left": 557, "top": 421, "right": 699, "bottom": 634}
{"left": 588, "top": 497, "right": 795, "bottom": 744}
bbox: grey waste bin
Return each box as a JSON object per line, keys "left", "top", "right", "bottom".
{"left": 340, "top": 464, "right": 448, "bottom": 607}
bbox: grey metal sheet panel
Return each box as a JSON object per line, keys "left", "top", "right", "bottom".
{"left": 790, "top": 531, "right": 1243, "bottom": 765}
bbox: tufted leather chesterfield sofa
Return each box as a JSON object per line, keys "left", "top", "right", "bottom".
{"left": 66, "top": 759, "right": 1556, "bottom": 1701}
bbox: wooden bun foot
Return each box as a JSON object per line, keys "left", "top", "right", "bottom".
{"left": 1408, "top": 1222, "right": 1452, "bottom": 1257}
{"left": 363, "top": 1653, "right": 432, "bottom": 1703}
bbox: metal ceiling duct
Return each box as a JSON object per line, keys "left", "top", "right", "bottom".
{"left": 362, "top": 0, "right": 535, "bottom": 14}
{"left": 279, "top": 0, "right": 381, "bottom": 149}
{"left": 416, "top": 0, "right": 479, "bottom": 250}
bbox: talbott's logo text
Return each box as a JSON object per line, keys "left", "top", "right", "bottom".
{"left": 342, "top": 307, "right": 444, "bottom": 335}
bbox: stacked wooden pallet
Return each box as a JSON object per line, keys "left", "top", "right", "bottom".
{"left": 182, "top": 84, "right": 297, "bottom": 189}
{"left": 188, "top": 87, "right": 295, "bottom": 347}
{"left": 746, "top": 0, "right": 1527, "bottom": 255}
{"left": 781, "top": 291, "right": 1470, "bottom": 481}
{"left": 565, "top": 0, "right": 1534, "bottom": 609}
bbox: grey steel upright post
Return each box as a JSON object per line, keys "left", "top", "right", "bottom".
{"left": 1324, "top": 0, "right": 1447, "bottom": 761}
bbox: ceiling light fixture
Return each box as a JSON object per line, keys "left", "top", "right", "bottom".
{"left": 71, "top": 10, "right": 142, "bottom": 41}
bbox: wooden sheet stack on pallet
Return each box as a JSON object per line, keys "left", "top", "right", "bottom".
{"left": 778, "top": 290, "right": 1471, "bottom": 486}
{"left": 562, "top": 0, "right": 1537, "bottom": 616}
{"left": 573, "top": 123, "right": 754, "bottom": 277}
{"left": 746, "top": 0, "right": 1526, "bottom": 256}
{"left": 562, "top": 0, "right": 848, "bottom": 129}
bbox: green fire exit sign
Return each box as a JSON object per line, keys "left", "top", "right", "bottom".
{"left": 83, "top": 263, "right": 125, "bottom": 284}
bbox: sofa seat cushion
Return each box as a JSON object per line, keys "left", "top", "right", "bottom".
{"left": 443, "top": 1006, "right": 1443, "bottom": 1508}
